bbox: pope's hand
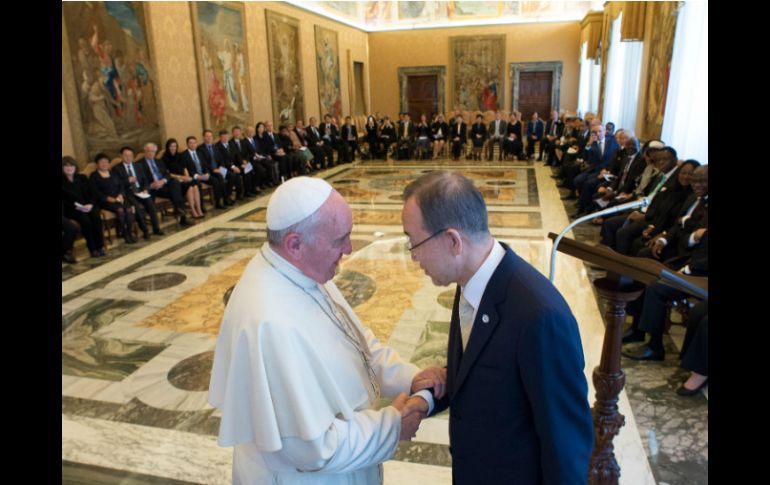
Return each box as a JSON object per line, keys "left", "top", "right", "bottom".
{"left": 392, "top": 393, "right": 426, "bottom": 441}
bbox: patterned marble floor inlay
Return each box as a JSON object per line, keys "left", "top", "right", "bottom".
{"left": 62, "top": 159, "right": 680, "bottom": 484}
{"left": 128, "top": 273, "right": 188, "bottom": 292}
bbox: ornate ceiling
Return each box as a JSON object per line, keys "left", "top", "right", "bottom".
{"left": 286, "top": 1, "right": 602, "bottom": 31}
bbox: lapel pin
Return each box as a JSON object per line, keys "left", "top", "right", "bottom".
{"left": 481, "top": 314, "right": 490, "bottom": 323}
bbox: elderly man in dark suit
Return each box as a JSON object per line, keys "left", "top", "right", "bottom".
{"left": 401, "top": 171, "right": 594, "bottom": 485}
{"left": 136, "top": 142, "right": 193, "bottom": 227}
{"left": 112, "top": 146, "right": 162, "bottom": 237}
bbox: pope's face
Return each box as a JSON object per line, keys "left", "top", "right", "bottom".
{"left": 302, "top": 192, "right": 353, "bottom": 283}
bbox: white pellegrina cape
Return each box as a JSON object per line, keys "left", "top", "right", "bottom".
{"left": 209, "top": 244, "right": 420, "bottom": 484}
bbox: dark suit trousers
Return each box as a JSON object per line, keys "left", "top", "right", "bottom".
{"left": 527, "top": 136, "right": 540, "bottom": 158}
{"left": 577, "top": 176, "right": 603, "bottom": 213}
{"left": 600, "top": 215, "right": 627, "bottom": 249}
{"left": 638, "top": 281, "right": 689, "bottom": 352}
{"left": 151, "top": 179, "right": 186, "bottom": 215}
{"left": 680, "top": 300, "right": 708, "bottom": 376}
{"left": 128, "top": 194, "right": 160, "bottom": 233}
{"left": 600, "top": 216, "right": 644, "bottom": 254}
{"left": 342, "top": 140, "right": 360, "bottom": 162}
{"left": 487, "top": 137, "right": 503, "bottom": 160}
{"left": 204, "top": 173, "right": 226, "bottom": 205}
{"left": 451, "top": 139, "right": 464, "bottom": 159}
{"left": 64, "top": 208, "right": 104, "bottom": 253}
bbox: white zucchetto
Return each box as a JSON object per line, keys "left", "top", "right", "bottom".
{"left": 266, "top": 177, "right": 333, "bottom": 230}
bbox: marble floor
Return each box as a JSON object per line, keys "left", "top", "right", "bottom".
{"left": 62, "top": 156, "right": 705, "bottom": 484}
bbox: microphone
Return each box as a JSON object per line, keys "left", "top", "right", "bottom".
{"left": 549, "top": 197, "right": 651, "bottom": 282}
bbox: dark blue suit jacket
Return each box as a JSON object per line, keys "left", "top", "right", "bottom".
{"left": 527, "top": 120, "right": 545, "bottom": 140}
{"left": 431, "top": 243, "right": 594, "bottom": 484}
{"left": 584, "top": 135, "right": 620, "bottom": 173}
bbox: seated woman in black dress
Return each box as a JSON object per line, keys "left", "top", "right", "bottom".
{"left": 89, "top": 153, "right": 137, "bottom": 244}
{"left": 364, "top": 115, "right": 380, "bottom": 160}
{"left": 503, "top": 111, "right": 524, "bottom": 160}
{"left": 62, "top": 156, "right": 105, "bottom": 258}
{"left": 163, "top": 138, "right": 204, "bottom": 218}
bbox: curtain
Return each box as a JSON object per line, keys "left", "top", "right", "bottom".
{"left": 661, "top": 1, "right": 708, "bottom": 164}
{"left": 602, "top": 13, "right": 643, "bottom": 132}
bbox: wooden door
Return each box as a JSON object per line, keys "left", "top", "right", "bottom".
{"left": 407, "top": 75, "right": 438, "bottom": 121}
{"left": 518, "top": 71, "right": 552, "bottom": 121}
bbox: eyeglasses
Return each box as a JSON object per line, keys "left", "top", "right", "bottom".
{"left": 405, "top": 228, "right": 448, "bottom": 252}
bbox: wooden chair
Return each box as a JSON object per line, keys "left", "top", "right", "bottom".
{"left": 665, "top": 297, "right": 696, "bottom": 333}
{"left": 82, "top": 162, "right": 98, "bottom": 177}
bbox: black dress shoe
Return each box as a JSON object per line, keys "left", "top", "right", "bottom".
{"left": 561, "top": 193, "right": 577, "bottom": 200}
{"left": 125, "top": 236, "right": 137, "bottom": 244}
{"left": 224, "top": 199, "right": 234, "bottom": 206}
{"left": 62, "top": 252, "right": 77, "bottom": 264}
{"left": 622, "top": 329, "right": 646, "bottom": 344}
{"left": 143, "top": 232, "right": 151, "bottom": 240}
{"left": 153, "top": 230, "right": 165, "bottom": 236}
{"left": 622, "top": 346, "right": 664, "bottom": 361}
{"left": 676, "top": 379, "right": 708, "bottom": 397}
{"left": 179, "top": 217, "right": 194, "bottom": 227}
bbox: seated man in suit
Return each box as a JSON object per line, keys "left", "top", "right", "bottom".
{"left": 264, "top": 122, "right": 291, "bottom": 181}
{"left": 320, "top": 114, "right": 342, "bottom": 165}
{"left": 182, "top": 135, "right": 226, "bottom": 210}
{"left": 137, "top": 142, "right": 194, "bottom": 227}
{"left": 526, "top": 112, "right": 545, "bottom": 160}
{"left": 198, "top": 129, "right": 234, "bottom": 206}
{"left": 640, "top": 165, "right": 708, "bottom": 262}
{"left": 113, "top": 146, "right": 163, "bottom": 237}
{"left": 573, "top": 129, "right": 627, "bottom": 217}
{"left": 215, "top": 130, "right": 246, "bottom": 201}
{"left": 230, "top": 126, "right": 260, "bottom": 197}
{"left": 542, "top": 110, "right": 564, "bottom": 164}
{"left": 486, "top": 111, "right": 507, "bottom": 161}
{"left": 396, "top": 113, "right": 415, "bottom": 160}
{"left": 401, "top": 170, "right": 594, "bottom": 484}
{"left": 340, "top": 116, "right": 360, "bottom": 163}
{"left": 622, "top": 228, "right": 708, "bottom": 362}
{"left": 306, "top": 117, "right": 334, "bottom": 169}
{"left": 571, "top": 124, "right": 620, "bottom": 207}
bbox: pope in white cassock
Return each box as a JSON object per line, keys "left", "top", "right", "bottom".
{"left": 209, "top": 177, "right": 445, "bottom": 484}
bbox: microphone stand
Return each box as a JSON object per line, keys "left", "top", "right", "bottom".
{"left": 549, "top": 197, "right": 651, "bottom": 282}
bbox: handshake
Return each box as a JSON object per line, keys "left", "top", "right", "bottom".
{"left": 391, "top": 367, "right": 447, "bottom": 441}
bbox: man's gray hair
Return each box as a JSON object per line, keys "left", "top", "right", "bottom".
{"left": 403, "top": 170, "right": 489, "bottom": 241}
{"left": 144, "top": 142, "right": 158, "bottom": 152}
{"left": 267, "top": 210, "right": 321, "bottom": 246}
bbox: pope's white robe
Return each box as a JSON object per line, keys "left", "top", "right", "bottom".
{"left": 209, "top": 244, "right": 420, "bottom": 484}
